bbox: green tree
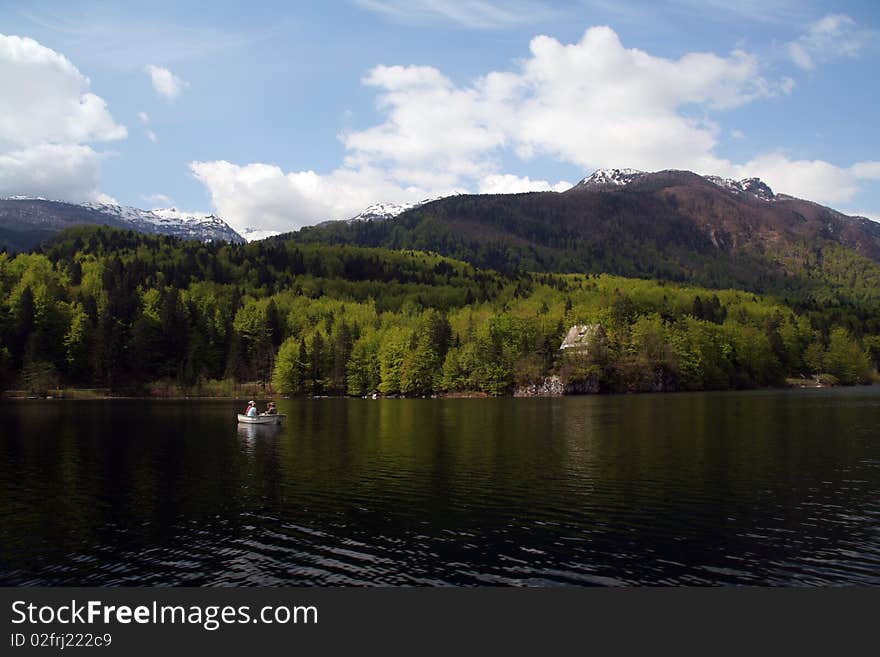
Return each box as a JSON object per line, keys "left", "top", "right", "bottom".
{"left": 347, "top": 333, "right": 380, "bottom": 396}
{"left": 825, "top": 328, "right": 871, "bottom": 385}
{"left": 378, "top": 327, "right": 410, "bottom": 395}
{"left": 803, "top": 341, "right": 826, "bottom": 376}
{"left": 272, "top": 337, "right": 303, "bottom": 395}
{"left": 63, "top": 303, "right": 92, "bottom": 381}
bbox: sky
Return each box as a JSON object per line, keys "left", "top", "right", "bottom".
{"left": 1, "top": 0, "right": 879, "bottom": 236}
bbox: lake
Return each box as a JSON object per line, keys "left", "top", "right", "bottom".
{"left": 1, "top": 389, "right": 878, "bottom": 586}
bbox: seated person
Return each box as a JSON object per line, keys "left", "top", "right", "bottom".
{"left": 245, "top": 401, "right": 257, "bottom": 417}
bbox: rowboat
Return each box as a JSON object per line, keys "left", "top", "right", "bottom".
{"left": 237, "top": 413, "right": 286, "bottom": 425}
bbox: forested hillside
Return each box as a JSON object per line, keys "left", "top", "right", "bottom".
{"left": 0, "top": 226, "right": 877, "bottom": 397}
{"left": 289, "top": 172, "right": 880, "bottom": 314}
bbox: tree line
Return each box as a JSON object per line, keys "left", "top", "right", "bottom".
{"left": 0, "top": 226, "right": 876, "bottom": 396}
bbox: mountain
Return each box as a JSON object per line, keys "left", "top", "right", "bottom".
{"left": 565, "top": 169, "right": 880, "bottom": 262}
{"left": 0, "top": 197, "right": 244, "bottom": 251}
{"left": 311, "top": 197, "right": 448, "bottom": 229}
{"left": 240, "top": 227, "right": 283, "bottom": 242}
{"left": 346, "top": 201, "right": 419, "bottom": 223}
{"left": 571, "top": 168, "right": 647, "bottom": 190}
{"left": 574, "top": 168, "right": 779, "bottom": 202}
{"left": 289, "top": 168, "right": 880, "bottom": 305}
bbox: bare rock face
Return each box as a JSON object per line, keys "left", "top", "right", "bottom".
{"left": 514, "top": 375, "right": 564, "bottom": 397}
{"left": 560, "top": 324, "right": 607, "bottom": 351}
{"left": 562, "top": 376, "right": 602, "bottom": 395}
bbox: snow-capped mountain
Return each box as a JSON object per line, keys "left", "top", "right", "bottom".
{"left": 347, "top": 202, "right": 417, "bottom": 222}
{"left": 573, "top": 168, "right": 647, "bottom": 189}
{"left": 0, "top": 197, "right": 244, "bottom": 251}
{"left": 240, "top": 227, "right": 283, "bottom": 242}
{"left": 344, "top": 197, "right": 447, "bottom": 223}
{"left": 704, "top": 176, "right": 776, "bottom": 201}
{"left": 82, "top": 202, "right": 245, "bottom": 243}
{"left": 574, "top": 168, "right": 778, "bottom": 203}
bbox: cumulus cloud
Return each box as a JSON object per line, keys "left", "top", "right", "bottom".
{"left": 731, "top": 155, "right": 858, "bottom": 204}
{"left": 478, "top": 174, "right": 570, "bottom": 194}
{"left": 787, "top": 15, "right": 869, "bottom": 70}
{"left": 0, "top": 34, "right": 125, "bottom": 201}
{"left": 145, "top": 64, "right": 188, "bottom": 99}
{"left": 850, "top": 162, "right": 880, "bottom": 181}
{"left": 0, "top": 143, "right": 104, "bottom": 201}
{"left": 0, "top": 34, "right": 126, "bottom": 147}
{"left": 189, "top": 160, "right": 440, "bottom": 234}
{"left": 344, "top": 27, "right": 788, "bottom": 183}
{"left": 703, "top": 154, "right": 879, "bottom": 207}
{"left": 191, "top": 25, "right": 874, "bottom": 231}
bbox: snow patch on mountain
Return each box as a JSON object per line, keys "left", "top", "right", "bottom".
{"left": 80, "top": 202, "right": 244, "bottom": 243}
{"left": 348, "top": 202, "right": 416, "bottom": 222}
{"left": 2, "top": 195, "right": 55, "bottom": 202}
{"left": 574, "top": 168, "right": 646, "bottom": 189}
{"left": 241, "top": 227, "right": 283, "bottom": 242}
{"left": 705, "top": 176, "right": 775, "bottom": 201}
{"left": 344, "top": 197, "right": 446, "bottom": 223}
{"left": 571, "top": 169, "right": 777, "bottom": 202}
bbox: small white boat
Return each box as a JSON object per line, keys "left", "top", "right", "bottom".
{"left": 237, "top": 413, "right": 286, "bottom": 425}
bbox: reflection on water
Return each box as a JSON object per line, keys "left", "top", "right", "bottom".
{"left": 0, "top": 388, "right": 879, "bottom": 586}
{"left": 237, "top": 422, "right": 283, "bottom": 445}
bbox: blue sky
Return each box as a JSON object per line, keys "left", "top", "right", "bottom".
{"left": 1, "top": 0, "right": 878, "bottom": 235}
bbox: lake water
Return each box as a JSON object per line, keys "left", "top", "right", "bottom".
{"left": 1, "top": 389, "right": 878, "bottom": 586}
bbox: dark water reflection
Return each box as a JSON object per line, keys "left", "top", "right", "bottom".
{"left": 1, "top": 388, "right": 878, "bottom": 586}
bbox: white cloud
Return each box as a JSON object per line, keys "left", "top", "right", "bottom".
{"left": 137, "top": 111, "right": 157, "bottom": 142}
{"left": 732, "top": 155, "right": 858, "bottom": 204}
{"left": 787, "top": 14, "right": 869, "bottom": 70}
{"left": 478, "top": 174, "right": 570, "bottom": 194}
{"left": 94, "top": 192, "right": 118, "bottom": 204}
{"left": 353, "top": 0, "right": 557, "bottom": 29}
{"left": 345, "top": 27, "right": 793, "bottom": 184}
{"left": 145, "top": 64, "right": 188, "bottom": 99}
{"left": 0, "top": 34, "right": 125, "bottom": 202}
{"left": 714, "top": 155, "right": 880, "bottom": 206}
{"left": 842, "top": 210, "right": 880, "bottom": 222}
{"left": 142, "top": 193, "right": 173, "bottom": 207}
{"left": 0, "top": 143, "right": 105, "bottom": 201}
{"left": 339, "top": 27, "right": 789, "bottom": 194}
{"left": 0, "top": 34, "right": 126, "bottom": 147}
{"left": 189, "top": 160, "right": 441, "bottom": 234}
{"left": 851, "top": 162, "right": 880, "bottom": 181}
{"left": 191, "top": 25, "right": 876, "bottom": 231}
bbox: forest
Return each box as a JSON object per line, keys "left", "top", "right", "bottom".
{"left": 292, "top": 190, "right": 880, "bottom": 315}
{"left": 0, "top": 225, "right": 877, "bottom": 397}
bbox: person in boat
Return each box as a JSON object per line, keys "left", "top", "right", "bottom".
{"left": 265, "top": 402, "right": 277, "bottom": 415}
{"left": 245, "top": 400, "right": 258, "bottom": 417}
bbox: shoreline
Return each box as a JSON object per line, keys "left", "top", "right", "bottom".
{"left": 1, "top": 379, "right": 871, "bottom": 401}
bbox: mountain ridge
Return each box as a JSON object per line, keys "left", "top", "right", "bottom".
{"left": 289, "top": 168, "right": 880, "bottom": 308}
{"left": 571, "top": 167, "right": 781, "bottom": 203}
{"left": 0, "top": 197, "right": 244, "bottom": 251}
